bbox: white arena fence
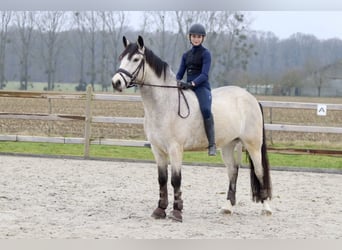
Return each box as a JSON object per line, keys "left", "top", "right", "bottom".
{"left": 0, "top": 85, "right": 341, "bottom": 160}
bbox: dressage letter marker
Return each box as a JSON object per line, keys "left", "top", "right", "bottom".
{"left": 317, "top": 104, "right": 327, "bottom": 116}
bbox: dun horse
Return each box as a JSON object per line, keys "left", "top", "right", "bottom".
{"left": 112, "top": 36, "right": 272, "bottom": 222}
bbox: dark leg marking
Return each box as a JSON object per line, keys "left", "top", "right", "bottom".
{"left": 169, "top": 170, "right": 183, "bottom": 222}
{"left": 151, "top": 166, "right": 168, "bottom": 219}
{"left": 227, "top": 164, "right": 239, "bottom": 206}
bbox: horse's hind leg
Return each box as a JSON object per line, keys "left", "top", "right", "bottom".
{"left": 220, "top": 142, "right": 239, "bottom": 214}
{"left": 151, "top": 147, "right": 169, "bottom": 219}
{"left": 245, "top": 144, "right": 272, "bottom": 215}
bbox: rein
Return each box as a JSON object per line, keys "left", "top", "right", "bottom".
{"left": 116, "top": 56, "right": 190, "bottom": 119}
{"left": 140, "top": 82, "right": 190, "bottom": 119}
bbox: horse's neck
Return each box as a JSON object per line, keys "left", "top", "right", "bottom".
{"left": 140, "top": 70, "right": 183, "bottom": 119}
{"left": 140, "top": 68, "right": 178, "bottom": 115}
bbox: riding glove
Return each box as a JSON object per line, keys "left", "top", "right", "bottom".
{"left": 178, "top": 81, "right": 194, "bottom": 90}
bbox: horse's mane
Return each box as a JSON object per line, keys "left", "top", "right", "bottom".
{"left": 119, "top": 43, "right": 169, "bottom": 80}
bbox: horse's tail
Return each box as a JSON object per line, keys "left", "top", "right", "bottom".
{"left": 248, "top": 102, "right": 272, "bottom": 202}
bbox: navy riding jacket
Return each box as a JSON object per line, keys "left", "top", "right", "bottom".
{"left": 176, "top": 44, "right": 213, "bottom": 119}
{"left": 176, "top": 44, "right": 211, "bottom": 90}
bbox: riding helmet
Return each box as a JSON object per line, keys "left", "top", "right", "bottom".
{"left": 189, "top": 23, "right": 206, "bottom": 36}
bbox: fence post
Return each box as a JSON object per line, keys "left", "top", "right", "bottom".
{"left": 84, "top": 85, "right": 93, "bottom": 158}
{"left": 48, "top": 97, "right": 52, "bottom": 135}
{"left": 269, "top": 107, "right": 273, "bottom": 145}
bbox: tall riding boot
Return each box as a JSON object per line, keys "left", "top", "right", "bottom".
{"left": 204, "top": 115, "right": 216, "bottom": 156}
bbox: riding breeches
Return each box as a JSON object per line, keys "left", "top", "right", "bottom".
{"left": 193, "top": 87, "right": 212, "bottom": 119}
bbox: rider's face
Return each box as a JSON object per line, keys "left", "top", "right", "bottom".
{"left": 190, "top": 34, "right": 204, "bottom": 46}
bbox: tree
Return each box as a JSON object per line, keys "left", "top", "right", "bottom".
{"left": 73, "top": 11, "right": 88, "bottom": 91}
{"left": 172, "top": 11, "right": 199, "bottom": 68}
{"left": 73, "top": 11, "right": 105, "bottom": 90}
{"left": 137, "top": 12, "right": 152, "bottom": 37}
{"left": 174, "top": 11, "right": 195, "bottom": 51}
{"left": 99, "top": 12, "right": 108, "bottom": 91}
{"left": 36, "top": 11, "right": 65, "bottom": 91}
{"left": 279, "top": 68, "right": 303, "bottom": 96}
{"left": 103, "top": 11, "right": 127, "bottom": 91}
{"left": 171, "top": 11, "right": 255, "bottom": 87}
{"left": 1, "top": 11, "right": 342, "bottom": 97}
{"left": 0, "top": 11, "right": 12, "bottom": 89}
{"left": 85, "top": 11, "right": 99, "bottom": 90}
{"left": 14, "top": 11, "right": 36, "bottom": 90}
{"left": 211, "top": 12, "right": 256, "bottom": 86}
{"left": 146, "top": 11, "right": 169, "bottom": 60}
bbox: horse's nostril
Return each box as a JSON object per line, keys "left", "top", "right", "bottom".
{"left": 112, "top": 79, "right": 122, "bottom": 92}
{"left": 112, "top": 80, "right": 119, "bottom": 88}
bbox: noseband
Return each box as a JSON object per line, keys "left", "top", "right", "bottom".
{"left": 115, "top": 52, "right": 145, "bottom": 88}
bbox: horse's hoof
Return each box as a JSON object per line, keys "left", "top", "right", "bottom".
{"left": 151, "top": 207, "right": 166, "bottom": 219}
{"left": 168, "top": 210, "right": 183, "bottom": 222}
{"left": 261, "top": 209, "right": 272, "bottom": 216}
{"left": 220, "top": 201, "right": 233, "bottom": 215}
{"left": 261, "top": 200, "right": 272, "bottom": 216}
{"left": 220, "top": 208, "right": 233, "bottom": 215}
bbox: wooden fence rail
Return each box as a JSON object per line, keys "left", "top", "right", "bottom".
{"left": 1, "top": 86, "right": 341, "bottom": 158}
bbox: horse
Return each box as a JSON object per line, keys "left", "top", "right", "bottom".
{"left": 111, "top": 36, "right": 272, "bottom": 222}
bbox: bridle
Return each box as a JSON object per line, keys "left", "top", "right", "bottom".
{"left": 115, "top": 51, "right": 146, "bottom": 88}
{"left": 115, "top": 53, "right": 190, "bottom": 118}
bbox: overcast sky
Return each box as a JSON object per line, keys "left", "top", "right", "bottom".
{"left": 127, "top": 11, "right": 342, "bottom": 40}
{"left": 2, "top": 1, "right": 342, "bottom": 40}
{"left": 249, "top": 11, "right": 342, "bottom": 40}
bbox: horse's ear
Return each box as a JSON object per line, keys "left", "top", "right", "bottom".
{"left": 137, "top": 36, "right": 144, "bottom": 50}
{"left": 123, "top": 36, "right": 130, "bottom": 48}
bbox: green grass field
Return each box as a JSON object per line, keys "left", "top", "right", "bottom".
{"left": 3, "top": 81, "right": 136, "bottom": 93}
{"left": 4, "top": 81, "right": 79, "bottom": 92}
{"left": 0, "top": 141, "right": 340, "bottom": 169}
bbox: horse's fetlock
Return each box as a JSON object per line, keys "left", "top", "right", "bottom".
{"left": 173, "top": 200, "right": 183, "bottom": 211}
{"left": 158, "top": 199, "right": 168, "bottom": 209}
{"left": 260, "top": 188, "right": 269, "bottom": 200}
{"left": 227, "top": 190, "right": 236, "bottom": 206}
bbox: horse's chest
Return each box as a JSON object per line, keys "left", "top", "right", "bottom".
{"left": 144, "top": 116, "right": 177, "bottom": 142}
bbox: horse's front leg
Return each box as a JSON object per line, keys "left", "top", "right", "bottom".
{"left": 151, "top": 164, "right": 169, "bottom": 219}
{"left": 168, "top": 144, "right": 183, "bottom": 222}
{"left": 151, "top": 148, "right": 169, "bottom": 219}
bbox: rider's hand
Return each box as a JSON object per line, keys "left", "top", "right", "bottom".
{"left": 178, "top": 81, "right": 194, "bottom": 90}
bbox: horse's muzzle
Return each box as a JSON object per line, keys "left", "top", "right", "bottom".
{"left": 112, "top": 75, "right": 123, "bottom": 92}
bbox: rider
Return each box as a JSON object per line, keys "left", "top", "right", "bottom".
{"left": 176, "top": 23, "right": 216, "bottom": 156}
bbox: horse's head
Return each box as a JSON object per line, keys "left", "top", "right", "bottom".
{"left": 112, "top": 36, "right": 146, "bottom": 92}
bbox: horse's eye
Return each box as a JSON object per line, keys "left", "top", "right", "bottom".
{"left": 133, "top": 58, "right": 139, "bottom": 62}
